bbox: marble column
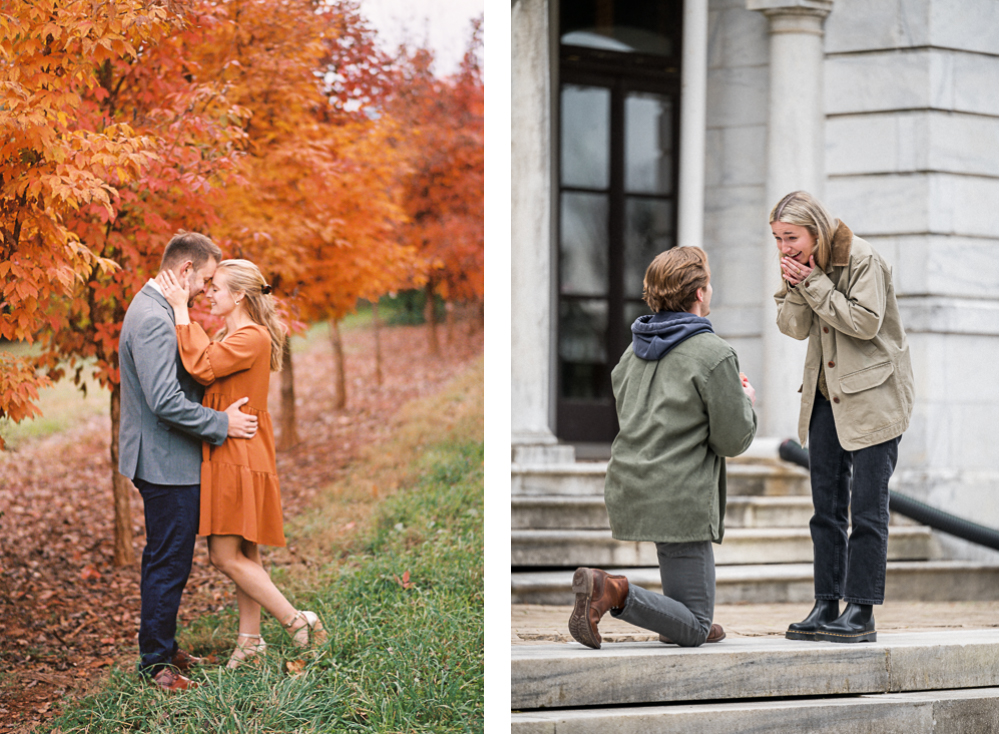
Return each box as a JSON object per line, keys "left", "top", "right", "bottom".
{"left": 677, "top": 0, "right": 709, "bottom": 250}
{"left": 748, "top": 0, "right": 834, "bottom": 439}
{"left": 511, "top": 0, "right": 571, "bottom": 464}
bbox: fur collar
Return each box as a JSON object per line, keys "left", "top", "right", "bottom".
{"left": 830, "top": 220, "right": 853, "bottom": 268}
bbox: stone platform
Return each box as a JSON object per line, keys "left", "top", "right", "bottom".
{"left": 511, "top": 600, "right": 999, "bottom": 644}
{"left": 510, "top": 608, "right": 999, "bottom": 733}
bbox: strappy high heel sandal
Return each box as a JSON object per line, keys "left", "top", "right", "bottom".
{"left": 283, "top": 610, "right": 327, "bottom": 648}
{"left": 226, "top": 633, "right": 267, "bottom": 669}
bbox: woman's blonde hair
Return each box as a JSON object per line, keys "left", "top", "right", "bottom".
{"left": 769, "top": 191, "right": 837, "bottom": 271}
{"left": 214, "top": 259, "right": 286, "bottom": 371}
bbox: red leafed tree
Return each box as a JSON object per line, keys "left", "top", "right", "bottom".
{"left": 390, "top": 19, "right": 484, "bottom": 355}
{"left": 0, "top": 1, "right": 167, "bottom": 441}
{"left": 8, "top": 2, "right": 249, "bottom": 564}
{"left": 205, "top": 0, "right": 412, "bottom": 424}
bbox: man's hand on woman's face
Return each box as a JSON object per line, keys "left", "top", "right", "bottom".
{"left": 156, "top": 268, "right": 191, "bottom": 309}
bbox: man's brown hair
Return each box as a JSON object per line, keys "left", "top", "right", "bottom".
{"left": 159, "top": 231, "right": 222, "bottom": 272}
{"left": 642, "top": 247, "right": 711, "bottom": 313}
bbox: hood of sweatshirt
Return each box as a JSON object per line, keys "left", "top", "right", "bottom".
{"left": 631, "top": 311, "right": 714, "bottom": 361}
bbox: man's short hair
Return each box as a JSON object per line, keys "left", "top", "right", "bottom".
{"left": 642, "top": 247, "right": 710, "bottom": 313}
{"left": 160, "top": 232, "right": 222, "bottom": 272}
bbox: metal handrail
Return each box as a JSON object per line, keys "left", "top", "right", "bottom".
{"left": 778, "top": 439, "right": 999, "bottom": 551}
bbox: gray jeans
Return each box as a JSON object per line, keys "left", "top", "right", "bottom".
{"left": 610, "top": 540, "right": 716, "bottom": 647}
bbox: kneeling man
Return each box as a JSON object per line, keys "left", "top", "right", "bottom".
{"left": 569, "top": 246, "right": 757, "bottom": 649}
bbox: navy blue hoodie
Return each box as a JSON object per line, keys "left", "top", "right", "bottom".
{"left": 631, "top": 311, "right": 714, "bottom": 361}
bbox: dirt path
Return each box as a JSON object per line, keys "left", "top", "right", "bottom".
{"left": 0, "top": 321, "right": 483, "bottom": 732}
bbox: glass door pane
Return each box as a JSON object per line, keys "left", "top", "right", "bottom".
{"left": 624, "top": 197, "right": 674, "bottom": 298}
{"left": 560, "top": 193, "right": 609, "bottom": 297}
{"left": 558, "top": 299, "right": 610, "bottom": 400}
{"left": 561, "top": 85, "right": 611, "bottom": 189}
{"left": 625, "top": 92, "right": 673, "bottom": 195}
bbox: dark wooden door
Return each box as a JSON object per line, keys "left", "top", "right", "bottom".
{"left": 555, "top": 2, "right": 683, "bottom": 442}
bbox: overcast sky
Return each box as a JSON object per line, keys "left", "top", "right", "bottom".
{"left": 358, "top": 0, "right": 485, "bottom": 76}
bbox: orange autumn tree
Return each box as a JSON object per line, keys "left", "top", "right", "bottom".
{"left": 201, "top": 0, "right": 411, "bottom": 426}
{"left": 11, "top": 2, "right": 248, "bottom": 564}
{"left": 390, "top": 20, "right": 485, "bottom": 355}
{"left": 0, "top": 1, "right": 167, "bottom": 443}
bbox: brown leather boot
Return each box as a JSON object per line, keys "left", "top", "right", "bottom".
{"left": 170, "top": 648, "right": 205, "bottom": 673}
{"left": 568, "top": 567, "right": 629, "bottom": 649}
{"left": 658, "top": 623, "right": 726, "bottom": 645}
{"left": 148, "top": 668, "right": 198, "bottom": 693}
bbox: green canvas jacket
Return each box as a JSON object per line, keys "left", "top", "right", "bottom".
{"left": 604, "top": 332, "right": 757, "bottom": 544}
{"left": 775, "top": 221, "right": 915, "bottom": 451}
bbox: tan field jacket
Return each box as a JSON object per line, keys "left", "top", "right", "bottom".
{"left": 775, "top": 221, "right": 915, "bottom": 451}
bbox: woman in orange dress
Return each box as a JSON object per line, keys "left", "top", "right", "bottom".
{"left": 157, "top": 259, "right": 325, "bottom": 668}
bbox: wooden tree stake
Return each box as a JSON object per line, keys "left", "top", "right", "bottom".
{"left": 277, "top": 335, "right": 299, "bottom": 449}
{"left": 372, "top": 301, "right": 383, "bottom": 388}
{"left": 330, "top": 318, "right": 347, "bottom": 409}
{"left": 425, "top": 282, "right": 440, "bottom": 357}
{"left": 110, "top": 386, "right": 135, "bottom": 566}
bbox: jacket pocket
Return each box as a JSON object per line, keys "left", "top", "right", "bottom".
{"left": 840, "top": 361, "right": 893, "bottom": 394}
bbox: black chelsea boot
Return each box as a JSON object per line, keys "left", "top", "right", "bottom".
{"left": 814, "top": 603, "right": 876, "bottom": 643}
{"left": 785, "top": 599, "right": 841, "bottom": 640}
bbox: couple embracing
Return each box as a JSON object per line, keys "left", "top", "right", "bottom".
{"left": 119, "top": 232, "right": 325, "bottom": 692}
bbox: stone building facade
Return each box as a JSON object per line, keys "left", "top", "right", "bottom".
{"left": 511, "top": 0, "right": 998, "bottom": 559}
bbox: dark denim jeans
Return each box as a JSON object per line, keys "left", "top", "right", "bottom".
{"left": 135, "top": 479, "right": 200, "bottom": 676}
{"left": 808, "top": 391, "right": 900, "bottom": 605}
{"left": 610, "top": 541, "right": 715, "bottom": 647}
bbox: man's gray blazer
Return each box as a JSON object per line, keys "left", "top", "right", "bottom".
{"left": 118, "top": 283, "right": 228, "bottom": 485}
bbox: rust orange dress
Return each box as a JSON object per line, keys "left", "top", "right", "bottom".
{"left": 176, "top": 322, "right": 286, "bottom": 547}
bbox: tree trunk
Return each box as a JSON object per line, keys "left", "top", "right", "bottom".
{"left": 467, "top": 299, "right": 484, "bottom": 336}
{"left": 425, "top": 282, "right": 440, "bottom": 356}
{"left": 445, "top": 300, "right": 455, "bottom": 344}
{"left": 109, "top": 385, "right": 135, "bottom": 566}
{"left": 277, "top": 335, "right": 299, "bottom": 449}
{"left": 372, "top": 301, "right": 383, "bottom": 388}
{"left": 330, "top": 318, "right": 347, "bottom": 409}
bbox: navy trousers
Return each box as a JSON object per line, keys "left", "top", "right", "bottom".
{"left": 807, "top": 391, "right": 900, "bottom": 605}
{"left": 135, "top": 479, "right": 199, "bottom": 676}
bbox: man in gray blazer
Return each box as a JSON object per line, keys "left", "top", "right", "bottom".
{"left": 119, "top": 232, "right": 259, "bottom": 692}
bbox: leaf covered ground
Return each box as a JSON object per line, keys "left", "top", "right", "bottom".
{"left": 0, "top": 320, "right": 483, "bottom": 732}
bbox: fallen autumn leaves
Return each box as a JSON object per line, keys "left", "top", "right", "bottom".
{"left": 0, "top": 321, "right": 483, "bottom": 732}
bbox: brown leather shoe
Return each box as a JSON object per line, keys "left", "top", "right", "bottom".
{"left": 568, "top": 567, "right": 629, "bottom": 650}
{"left": 170, "top": 648, "right": 204, "bottom": 673}
{"left": 658, "top": 623, "right": 726, "bottom": 646}
{"left": 149, "top": 668, "right": 198, "bottom": 693}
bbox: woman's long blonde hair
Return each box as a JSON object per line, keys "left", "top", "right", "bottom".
{"left": 769, "top": 191, "right": 838, "bottom": 271}
{"left": 214, "top": 259, "right": 286, "bottom": 371}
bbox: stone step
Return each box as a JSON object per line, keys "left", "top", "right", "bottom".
{"left": 510, "top": 629, "right": 997, "bottom": 710}
{"left": 511, "top": 526, "right": 937, "bottom": 568}
{"left": 512, "top": 461, "right": 810, "bottom": 497}
{"left": 513, "top": 495, "right": 815, "bottom": 530}
{"left": 510, "top": 560, "right": 1000, "bottom": 604}
{"left": 511, "top": 687, "right": 999, "bottom": 733}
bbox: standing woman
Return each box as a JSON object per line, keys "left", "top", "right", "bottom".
{"left": 158, "top": 260, "right": 326, "bottom": 667}
{"left": 771, "top": 191, "right": 914, "bottom": 643}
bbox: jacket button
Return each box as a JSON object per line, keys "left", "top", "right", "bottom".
{"left": 833, "top": 397, "right": 840, "bottom": 404}
{"left": 823, "top": 327, "right": 829, "bottom": 333}
{"left": 827, "top": 361, "right": 835, "bottom": 368}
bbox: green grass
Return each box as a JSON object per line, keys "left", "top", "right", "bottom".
{"left": 44, "top": 440, "right": 484, "bottom": 734}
